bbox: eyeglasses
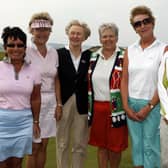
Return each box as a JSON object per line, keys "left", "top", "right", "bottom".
{"left": 6, "top": 43, "right": 25, "bottom": 48}
{"left": 133, "top": 18, "right": 152, "bottom": 28}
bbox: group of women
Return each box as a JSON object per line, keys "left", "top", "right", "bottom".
{"left": 0, "top": 5, "right": 167, "bottom": 168}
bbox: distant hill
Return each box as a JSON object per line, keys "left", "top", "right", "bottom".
{"left": 0, "top": 43, "right": 64, "bottom": 51}
{"left": 48, "top": 43, "right": 65, "bottom": 49}
{"left": 0, "top": 43, "right": 92, "bottom": 51}
{"left": 49, "top": 43, "right": 92, "bottom": 50}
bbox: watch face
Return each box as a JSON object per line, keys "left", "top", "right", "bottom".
{"left": 148, "top": 103, "right": 154, "bottom": 109}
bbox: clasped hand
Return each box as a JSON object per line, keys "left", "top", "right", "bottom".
{"left": 126, "top": 105, "right": 150, "bottom": 122}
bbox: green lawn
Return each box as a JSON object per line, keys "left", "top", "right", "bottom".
{"left": 23, "top": 138, "right": 133, "bottom": 168}
{"left": 0, "top": 51, "right": 4, "bottom": 60}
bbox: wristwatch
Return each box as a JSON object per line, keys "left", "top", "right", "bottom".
{"left": 147, "top": 102, "right": 154, "bottom": 110}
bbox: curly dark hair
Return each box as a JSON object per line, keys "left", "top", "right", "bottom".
{"left": 1, "top": 26, "right": 27, "bottom": 47}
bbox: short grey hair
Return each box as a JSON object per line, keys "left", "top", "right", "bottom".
{"left": 65, "top": 19, "right": 91, "bottom": 40}
{"left": 98, "top": 23, "right": 119, "bottom": 38}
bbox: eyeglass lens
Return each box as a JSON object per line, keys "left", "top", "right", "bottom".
{"left": 6, "top": 44, "right": 25, "bottom": 48}
{"left": 133, "top": 18, "right": 152, "bottom": 28}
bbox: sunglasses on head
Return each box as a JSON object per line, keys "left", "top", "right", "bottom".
{"left": 6, "top": 43, "right": 25, "bottom": 48}
{"left": 133, "top": 18, "right": 152, "bottom": 28}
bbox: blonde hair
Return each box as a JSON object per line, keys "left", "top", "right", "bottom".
{"left": 130, "top": 6, "right": 155, "bottom": 27}
{"left": 28, "top": 12, "right": 53, "bottom": 32}
{"left": 65, "top": 20, "right": 91, "bottom": 40}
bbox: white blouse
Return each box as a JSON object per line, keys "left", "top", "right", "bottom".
{"left": 128, "top": 40, "right": 166, "bottom": 100}
{"left": 26, "top": 44, "right": 59, "bottom": 93}
{"left": 92, "top": 48, "right": 117, "bottom": 101}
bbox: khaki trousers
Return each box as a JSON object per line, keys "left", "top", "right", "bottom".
{"left": 56, "top": 94, "right": 88, "bottom": 168}
{"left": 160, "top": 117, "right": 168, "bottom": 168}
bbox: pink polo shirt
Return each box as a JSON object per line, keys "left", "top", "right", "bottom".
{"left": 0, "top": 61, "right": 41, "bottom": 110}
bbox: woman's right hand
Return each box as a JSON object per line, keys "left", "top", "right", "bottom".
{"left": 33, "top": 123, "right": 41, "bottom": 139}
{"left": 125, "top": 107, "right": 141, "bottom": 121}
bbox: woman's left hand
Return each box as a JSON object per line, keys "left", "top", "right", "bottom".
{"left": 136, "top": 105, "right": 151, "bottom": 121}
{"left": 55, "top": 106, "right": 62, "bottom": 121}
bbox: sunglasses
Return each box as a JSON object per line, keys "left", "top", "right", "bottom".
{"left": 133, "top": 18, "right": 152, "bottom": 28}
{"left": 6, "top": 43, "right": 25, "bottom": 48}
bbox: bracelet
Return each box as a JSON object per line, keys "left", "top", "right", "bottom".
{"left": 57, "top": 103, "right": 63, "bottom": 107}
{"left": 33, "top": 120, "right": 39, "bottom": 124}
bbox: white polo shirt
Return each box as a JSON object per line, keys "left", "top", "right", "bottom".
{"left": 92, "top": 48, "right": 118, "bottom": 101}
{"left": 26, "top": 44, "right": 59, "bottom": 93}
{"left": 128, "top": 39, "right": 166, "bottom": 100}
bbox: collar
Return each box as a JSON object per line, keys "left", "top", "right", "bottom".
{"left": 96, "top": 47, "right": 120, "bottom": 59}
{"left": 65, "top": 44, "right": 85, "bottom": 52}
{"left": 133, "top": 39, "right": 161, "bottom": 50}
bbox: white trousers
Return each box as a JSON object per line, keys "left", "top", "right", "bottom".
{"left": 56, "top": 94, "right": 88, "bottom": 168}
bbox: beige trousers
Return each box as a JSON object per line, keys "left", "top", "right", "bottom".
{"left": 56, "top": 94, "right": 88, "bottom": 168}
{"left": 160, "top": 117, "right": 168, "bottom": 168}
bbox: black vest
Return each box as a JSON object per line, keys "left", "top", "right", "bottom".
{"left": 57, "top": 47, "right": 91, "bottom": 114}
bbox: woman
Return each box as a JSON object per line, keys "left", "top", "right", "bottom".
{"left": 0, "top": 27, "right": 41, "bottom": 168}
{"left": 121, "top": 6, "right": 167, "bottom": 168}
{"left": 158, "top": 51, "right": 168, "bottom": 167}
{"left": 26, "top": 12, "right": 62, "bottom": 168}
{"left": 88, "top": 23, "right": 128, "bottom": 168}
{"left": 56, "top": 20, "right": 91, "bottom": 168}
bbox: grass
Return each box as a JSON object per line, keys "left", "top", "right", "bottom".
{"left": 23, "top": 138, "right": 133, "bottom": 168}
{"left": 0, "top": 51, "right": 5, "bottom": 60}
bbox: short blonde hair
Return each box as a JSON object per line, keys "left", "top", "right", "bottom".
{"left": 28, "top": 12, "right": 53, "bottom": 33}
{"left": 65, "top": 20, "right": 91, "bottom": 40}
{"left": 130, "top": 5, "right": 155, "bottom": 27}
{"left": 98, "top": 23, "right": 119, "bottom": 38}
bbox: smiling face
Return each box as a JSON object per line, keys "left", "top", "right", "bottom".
{"left": 100, "top": 28, "right": 118, "bottom": 50}
{"left": 31, "top": 28, "right": 51, "bottom": 45}
{"left": 5, "top": 37, "right": 26, "bottom": 61}
{"left": 68, "top": 25, "right": 85, "bottom": 47}
{"left": 133, "top": 14, "right": 154, "bottom": 38}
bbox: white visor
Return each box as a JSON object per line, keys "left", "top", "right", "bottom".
{"left": 31, "top": 19, "right": 52, "bottom": 28}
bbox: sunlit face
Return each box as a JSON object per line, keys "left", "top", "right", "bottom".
{"left": 133, "top": 14, "right": 154, "bottom": 38}
{"left": 100, "top": 28, "right": 118, "bottom": 50}
{"left": 31, "top": 28, "right": 51, "bottom": 45}
{"left": 68, "top": 25, "right": 85, "bottom": 47}
{"left": 5, "top": 37, "right": 26, "bottom": 61}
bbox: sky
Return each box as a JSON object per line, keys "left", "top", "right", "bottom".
{"left": 0, "top": 0, "right": 168, "bottom": 47}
